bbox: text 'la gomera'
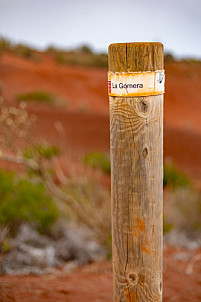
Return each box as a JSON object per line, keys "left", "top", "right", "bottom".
{"left": 112, "top": 83, "right": 143, "bottom": 89}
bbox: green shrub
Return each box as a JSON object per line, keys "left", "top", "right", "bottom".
{"left": 1, "top": 240, "right": 12, "bottom": 254}
{"left": 45, "top": 45, "right": 60, "bottom": 55}
{"left": 65, "top": 178, "right": 111, "bottom": 251}
{"left": 23, "top": 144, "right": 60, "bottom": 160}
{"left": 78, "top": 44, "right": 93, "bottom": 54}
{"left": 90, "top": 53, "right": 108, "bottom": 67}
{"left": 55, "top": 52, "right": 77, "bottom": 65}
{"left": 164, "top": 52, "right": 175, "bottom": 62}
{"left": 0, "top": 38, "right": 12, "bottom": 53}
{"left": 0, "top": 38, "right": 36, "bottom": 59}
{"left": 163, "top": 162, "right": 191, "bottom": 188}
{"left": 16, "top": 91, "right": 56, "bottom": 104}
{"left": 46, "top": 43, "right": 108, "bottom": 68}
{"left": 0, "top": 170, "right": 58, "bottom": 233}
{"left": 84, "top": 152, "right": 111, "bottom": 174}
{"left": 164, "top": 187, "right": 201, "bottom": 236}
{"left": 54, "top": 51, "right": 107, "bottom": 68}
{"left": 13, "top": 44, "right": 33, "bottom": 58}
{"left": 163, "top": 215, "right": 173, "bottom": 234}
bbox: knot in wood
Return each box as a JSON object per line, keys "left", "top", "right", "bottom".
{"left": 142, "top": 147, "right": 148, "bottom": 159}
{"left": 128, "top": 273, "right": 138, "bottom": 285}
{"left": 134, "top": 98, "right": 153, "bottom": 118}
{"left": 140, "top": 99, "right": 149, "bottom": 113}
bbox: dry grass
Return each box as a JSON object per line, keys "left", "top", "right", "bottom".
{"left": 164, "top": 187, "right": 201, "bottom": 238}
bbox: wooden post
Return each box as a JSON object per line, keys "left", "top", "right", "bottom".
{"left": 108, "top": 43, "right": 164, "bottom": 302}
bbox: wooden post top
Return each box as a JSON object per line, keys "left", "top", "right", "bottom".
{"left": 108, "top": 42, "right": 164, "bottom": 73}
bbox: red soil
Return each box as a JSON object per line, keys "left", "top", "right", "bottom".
{"left": 1, "top": 54, "right": 201, "bottom": 133}
{"left": 0, "top": 54, "right": 108, "bottom": 114}
{"left": 0, "top": 247, "right": 201, "bottom": 302}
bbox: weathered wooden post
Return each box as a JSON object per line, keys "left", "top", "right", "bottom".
{"left": 108, "top": 43, "right": 164, "bottom": 302}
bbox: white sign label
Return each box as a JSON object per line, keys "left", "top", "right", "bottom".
{"left": 108, "top": 71, "right": 165, "bottom": 97}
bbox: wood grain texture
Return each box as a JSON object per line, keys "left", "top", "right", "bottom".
{"left": 108, "top": 42, "right": 164, "bottom": 73}
{"left": 108, "top": 43, "right": 164, "bottom": 302}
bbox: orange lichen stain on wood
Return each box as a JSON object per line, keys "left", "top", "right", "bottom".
{"left": 143, "top": 240, "right": 157, "bottom": 255}
{"left": 140, "top": 244, "right": 156, "bottom": 255}
{"left": 141, "top": 244, "right": 152, "bottom": 255}
{"left": 133, "top": 217, "right": 145, "bottom": 237}
{"left": 133, "top": 218, "right": 156, "bottom": 255}
{"left": 124, "top": 289, "right": 137, "bottom": 302}
{"left": 140, "top": 239, "right": 157, "bottom": 255}
{"left": 136, "top": 217, "right": 145, "bottom": 232}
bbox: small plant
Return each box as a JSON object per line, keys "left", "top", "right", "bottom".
{"left": 65, "top": 178, "right": 111, "bottom": 251}
{"left": 163, "top": 215, "right": 173, "bottom": 234}
{"left": 46, "top": 45, "right": 58, "bottom": 54}
{"left": 0, "top": 37, "right": 36, "bottom": 59}
{"left": 12, "top": 44, "right": 33, "bottom": 59}
{"left": 0, "top": 169, "right": 59, "bottom": 234}
{"left": 0, "top": 225, "right": 10, "bottom": 250}
{"left": 23, "top": 144, "right": 60, "bottom": 160}
{"left": 84, "top": 151, "right": 111, "bottom": 174}
{"left": 78, "top": 44, "right": 93, "bottom": 54}
{"left": 164, "top": 52, "right": 175, "bottom": 62}
{"left": 54, "top": 50, "right": 108, "bottom": 68}
{"left": 163, "top": 162, "right": 191, "bottom": 188}
{"left": 164, "top": 187, "right": 201, "bottom": 237}
{"left": 0, "top": 37, "right": 11, "bottom": 54}
{"left": 16, "top": 91, "right": 56, "bottom": 104}
{"left": 90, "top": 53, "right": 108, "bottom": 67}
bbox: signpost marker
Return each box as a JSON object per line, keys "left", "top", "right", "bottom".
{"left": 108, "top": 42, "right": 164, "bottom": 302}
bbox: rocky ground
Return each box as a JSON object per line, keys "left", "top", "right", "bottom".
{"left": 0, "top": 223, "right": 200, "bottom": 302}
{"left": 0, "top": 224, "right": 106, "bottom": 275}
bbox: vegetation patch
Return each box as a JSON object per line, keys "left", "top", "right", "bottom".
{"left": 164, "top": 52, "right": 175, "bottom": 62}
{"left": 23, "top": 144, "right": 60, "bottom": 160}
{"left": 163, "top": 215, "right": 173, "bottom": 234}
{"left": 46, "top": 44, "right": 107, "bottom": 68}
{"left": 65, "top": 177, "right": 111, "bottom": 252}
{"left": 16, "top": 91, "right": 56, "bottom": 104}
{"left": 164, "top": 187, "right": 201, "bottom": 237}
{"left": 1, "top": 37, "right": 201, "bottom": 67}
{"left": 12, "top": 44, "right": 34, "bottom": 59}
{"left": 0, "top": 169, "right": 59, "bottom": 234}
{"left": 0, "top": 38, "right": 11, "bottom": 54}
{"left": 0, "top": 37, "right": 37, "bottom": 59}
{"left": 54, "top": 51, "right": 107, "bottom": 68}
{"left": 163, "top": 162, "right": 191, "bottom": 188}
{"left": 84, "top": 151, "right": 111, "bottom": 174}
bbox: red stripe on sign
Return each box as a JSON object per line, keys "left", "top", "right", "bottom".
{"left": 108, "top": 81, "right": 111, "bottom": 94}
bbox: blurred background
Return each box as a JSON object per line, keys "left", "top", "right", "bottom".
{"left": 0, "top": 1, "right": 201, "bottom": 301}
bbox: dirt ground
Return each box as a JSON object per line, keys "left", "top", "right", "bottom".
{"left": 0, "top": 246, "right": 201, "bottom": 302}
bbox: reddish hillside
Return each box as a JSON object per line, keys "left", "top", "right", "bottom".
{"left": 0, "top": 53, "right": 201, "bottom": 182}
{"left": 1, "top": 54, "right": 201, "bottom": 131}
{"left": 0, "top": 54, "right": 108, "bottom": 113}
